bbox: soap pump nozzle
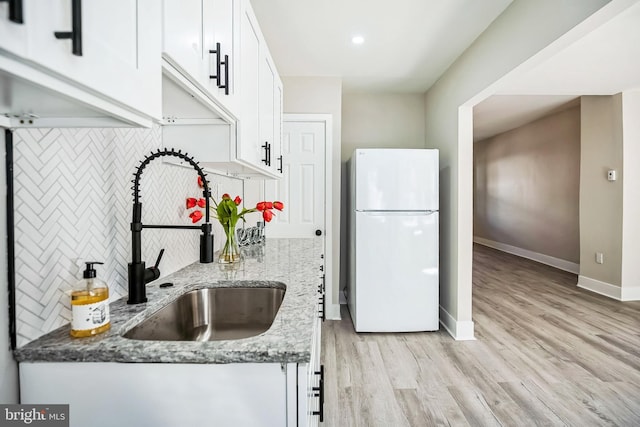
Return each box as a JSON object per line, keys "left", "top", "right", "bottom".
{"left": 83, "top": 261, "right": 104, "bottom": 279}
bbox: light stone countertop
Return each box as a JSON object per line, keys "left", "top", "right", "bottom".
{"left": 14, "top": 238, "right": 323, "bottom": 364}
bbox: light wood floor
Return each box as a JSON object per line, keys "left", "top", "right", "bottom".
{"left": 321, "top": 244, "right": 640, "bottom": 426}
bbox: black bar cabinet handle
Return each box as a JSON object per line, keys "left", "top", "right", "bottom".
{"left": 267, "top": 142, "right": 272, "bottom": 166}
{"left": 261, "top": 142, "right": 269, "bottom": 165}
{"left": 54, "top": 0, "right": 82, "bottom": 56}
{"left": 208, "top": 43, "right": 222, "bottom": 87}
{"left": 0, "top": 0, "right": 23, "bottom": 24}
{"left": 221, "top": 54, "right": 230, "bottom": 95}
{"left": 277, "top": 155, "right": 283, "bottom": 173}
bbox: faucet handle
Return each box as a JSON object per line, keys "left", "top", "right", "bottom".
{"left": 144, "top": 249, "right": 164, "bottom": 284}
{"left": 153, "top": 249, "right": 165, "bottom": 269}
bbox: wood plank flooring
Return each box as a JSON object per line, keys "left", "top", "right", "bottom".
{"left": 321, "top": 244, "right": 640, "bottom": 426}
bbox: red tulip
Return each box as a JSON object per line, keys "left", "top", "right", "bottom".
{"left": 197, "top": 176, "right": 204, "bottom": 188}
{"left": 197, "top": 198, "right": 206, "bottom": 208}
{"left": 186, "top": 197, "right": 197, "bottom": 209}
{"left": 221, "top": 193, "right": 231, "bottom": 200}
{"left": 265, "top": 201, "right": 273, "bottom": 210}
{"left": 189, "top": 210, "right": 203, "bottom": 223}
{"left": 262, "top": 209, "right": 274, "bottom": 222}
{"left": 256, "top": 201, "right": 266, "bottom": 211}
{"left": 234, "top": 196, "right": 242, "bottom": 205}
{"left": 273, "top": 201, "right": 284, "bottom": 211}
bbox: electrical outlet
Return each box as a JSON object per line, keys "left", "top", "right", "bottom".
{"left": 595, "top": 252, "right": 604, "bottom": 264}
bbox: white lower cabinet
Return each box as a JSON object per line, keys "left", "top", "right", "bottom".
{"left": 303, "top": 314, "right": 324, "bottom": 427}
{"left": 19, "top": 321, "right": 323, "bottom": 427}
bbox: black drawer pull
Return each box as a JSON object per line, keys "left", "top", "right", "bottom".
{"left": 54, "top": 0, "right": 82, "bottom": 56}
{"left": 0, "top": 0, "right": 23, "bottom": 23}
{"left": 312, "top": 365, "right": 325, "bottom": 421}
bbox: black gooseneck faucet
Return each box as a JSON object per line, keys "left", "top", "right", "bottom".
{"left": 128, "top": 149, "right": 214, "bottom": 304}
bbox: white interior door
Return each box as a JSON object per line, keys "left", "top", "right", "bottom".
{"left": 264, "top": 121, "right": 325, "bottom": 238}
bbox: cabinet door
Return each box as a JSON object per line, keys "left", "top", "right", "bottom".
{"left": 273, "top": 78, "right": 284, "bottom": 174}
{"left": 163, "top": 0, "right": 205, "bottom": 81}
{"left": 238, "top": 3, "right": 260, "bottom": 167}
{"left": 204, "top": 0, "right": 235, "bottom": 100}
{"left": 27, "top": 0, "right": 160, "bottom": 119}
{"left": 259, "top": 53, "right": 275, "bottom": 171}
{"left": 0, "top": 2, "right": 27, "bottom": 57}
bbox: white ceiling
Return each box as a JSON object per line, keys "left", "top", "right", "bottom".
{"left": 473, "top": 95, "right": 579, "bottom": 142}
{"left": 474, "top": 1, "right": 640, "bottom": 141}
{"left": 250, "top": 0, "right": 640, "bottom": 140}
{"left": 496, "top": 1, "right": 640, "bottom": 96}
{"left": 249, "top": 0, "right": 513, "bottom": 93}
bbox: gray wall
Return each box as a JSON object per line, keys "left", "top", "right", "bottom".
{"left": 341, "top": 92, "right": 426, "bottom": 295}
{"left": 474, "top": 105, "right": 581, "bottom": 264}
{"left": 580, "top": 95, "right": 623, "bottom": 285}
{"left": 341, "top": 92, "right": 426, "bottom": 157}
{"left": 1, "top": 130, "right": 19, "bottom": 403}
{"left": 423, "top": 0, "right": 610, "bottom": 335}
{"left": 578, "top": 92, "right": 640, "bottom": 300}
{"left": 282, "top": 76, "right": 342, "bottom": 306}
{"left": 620, "top": 92, "right": 640, "bottom": 296}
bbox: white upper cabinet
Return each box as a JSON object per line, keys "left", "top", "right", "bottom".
{"left": 27, "top": 0, "right": 160, "bottom": 121}
{"left": 162, "top": 0, "right": 238, "bottom": 116}
{"left": 258, "top": 53, "right": 275, "bottom": 171}
{"left": 273, "top": 78, "right": 284, "bottom": 174}
{"left": 0, "top": 0, "right": 161, "bottom": 127}
{"left": 160, "top": 0, "right": 282, "bottom": 179}
{"left": 236, "top": 0, "right": 282, "bottom": 178}
{"left": 259, "top": 54, "right": 284, "bottom": 175}
{"left": 238, "top": 1, "right": 261, "bottom": 169}
{"left": 0, "top": 1, "right": 27, "bottom": 57}
{"left": 204, "top": 0, "right": 237, "bottom": 110}
{"left": 162, "top": 1, "right": 206, "bottom": 83}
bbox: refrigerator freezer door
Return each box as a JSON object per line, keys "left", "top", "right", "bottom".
{"left": 354, "top": 149, "right": 438, "bottom": 211}
{"left": 353, "top": 211, "right": 439, "bottom": 332}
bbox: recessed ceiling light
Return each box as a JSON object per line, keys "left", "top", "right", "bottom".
{"left": 352, "top": 35, "right": 365, "bottom": 45}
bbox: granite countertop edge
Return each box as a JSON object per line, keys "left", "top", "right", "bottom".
{"left": 14, "top": 238, "right": 322, "bottom": 365}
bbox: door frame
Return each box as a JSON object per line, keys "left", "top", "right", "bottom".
{"left": 283, "top": 113, "right": 338, "bottom": 319}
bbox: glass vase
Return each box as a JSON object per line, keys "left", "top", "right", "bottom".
{"left": 219, "top": 223, "right": 242, "bottom": 264}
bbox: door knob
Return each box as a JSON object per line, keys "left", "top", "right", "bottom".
{"left": 315, "top": 229, "right": 322, "bottom": 236}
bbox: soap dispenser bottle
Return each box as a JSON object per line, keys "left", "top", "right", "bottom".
{"left": 70, "top": 262, "right": 111, "bottom": 337}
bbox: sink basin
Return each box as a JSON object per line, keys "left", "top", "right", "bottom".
{"left": 123, "top": 286, "right": 285, "bottom": 341}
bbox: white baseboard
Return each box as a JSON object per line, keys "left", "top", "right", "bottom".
{"left": 474, "top": 236, "right": 579, "bottom": 274}
{"left": 325, "top": 303, "right": 341, "bottom": 320}
{"left": 578, "top": 275, "right": 621, "bottom": 299}
{"left": 578, "top": 275, "right": 640, "bottom": 301}
{"left": 439, "top": 306, "right": 475, "bottom": 341}
{"left": 621, "top": 286, "right": 640, "bottom": 301}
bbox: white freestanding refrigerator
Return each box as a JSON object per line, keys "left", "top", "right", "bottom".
{"left": 347, "top": 148, "right": 439, "bottom": 332}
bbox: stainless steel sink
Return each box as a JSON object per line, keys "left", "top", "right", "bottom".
{"left": 123, "top": 286, "right": 285, "bottom": 341}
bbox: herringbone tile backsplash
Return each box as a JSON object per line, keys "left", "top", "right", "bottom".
{"left": 13, "top": 126, "right": 241, "bottom": 346}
